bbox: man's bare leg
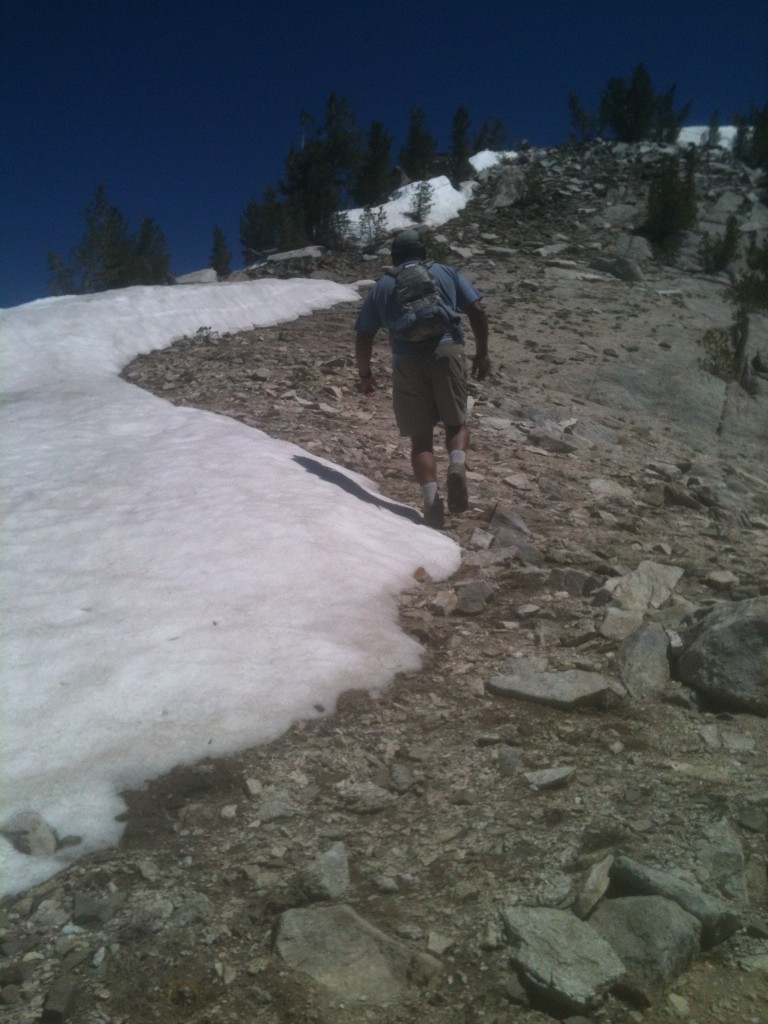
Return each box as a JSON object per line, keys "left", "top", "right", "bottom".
{"left": 445, "top": 423, "right": 470, "bottom": 512}
{"left": 410, "top": 432, "right": 444, "bottom": 527}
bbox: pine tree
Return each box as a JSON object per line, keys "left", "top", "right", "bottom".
{"left": 278, "top": 95, "right": 362, "bottom": 246}
{"left": 450, "top": 106, "right": 472, "bottom": 185}
{"left": 240, "top": 187, "right": 286, "bottom": 262}
{"left": 399, "top": 106, "right": 438, "bottom": 180}
{"left": 132, "top": 217, "right": 172, "bottom": 285}
{"left": 568, "top": 93, "right": 597, "bottom": 141}
{"left": 734, "top": 103, "right": 768, "bottom": 169}
{"left": 472, "top": 117, "right": 507, "bottom": 153}
{"left": 46, "top": 251, "right": 76, "bottom": 296}
{"left": 74, "top": 185, "right": 134, "bottom": 292}
{"left": 322, "top": 93, "right": 361, "bottom": 202}
{"left": 642, "top": 151, "right": 697, "bottom": 251}
{"left": 210, "top": 226, "right": 232, "bottom": 278}
{"left": 653, "top": 83, "right": 691, "bottom": 143}
{"left": 598, "top": 63, "right": 690, "bottom": 144}
{"left": 352, "top": 121, "right": 392, "bottom": 207}
{"left": 47, "top": 186, "right": 172, "bottom": 294}
{"left": 281, "top": 137, "right": 340, "bottom": 245}
{"left": 599, "top": 63, "right": 656, "bottom": 142}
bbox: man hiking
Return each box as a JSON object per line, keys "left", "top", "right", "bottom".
{"left": 354, "top": 229, "right": 490, "bottom": 528}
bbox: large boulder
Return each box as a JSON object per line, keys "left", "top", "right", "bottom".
{"left": 590, "top": 896, "right": 701, "bottom": 1006}
{"left": 501, "top": 906, "right": 624, "bottom": 1013}
{"left": 676, "top": 597, "right": 768, "bottom": 715}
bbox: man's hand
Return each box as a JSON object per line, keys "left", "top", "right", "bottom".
{"left": 471, "top": 354, "right": 491, "bottom": 381}
{"left": 358, "top": 372, "right": 377, "bottom": 395}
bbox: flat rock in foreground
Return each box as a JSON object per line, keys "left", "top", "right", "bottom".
{"left": 275, "top": 904, "right": 442, "bottom": 1003}
{"left": 486, "top": 667, "right": 621, "bottom": 708}
{"left": 501, "top": 906, "right": 625, "bottom": 1013}
{"left": 590, "top": 896, "right": 702, "bottom": 1006}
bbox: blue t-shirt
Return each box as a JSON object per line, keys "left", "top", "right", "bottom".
{"left": 355, "top": 261, "right": 482, "bottom": 362}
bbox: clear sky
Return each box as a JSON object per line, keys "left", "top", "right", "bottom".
{"left": 2, "top": 0, "right": 767, "bottom": 308}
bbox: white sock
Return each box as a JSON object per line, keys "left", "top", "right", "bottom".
{"left": 421, "top": 482, "right": 438, "bottom": 506}
{"left": 449, "top": 450, "right": 466, "bottom": 466}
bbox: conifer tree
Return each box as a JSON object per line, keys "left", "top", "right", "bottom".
{"left": 281, "top": 137, "right": 340, "bottom": 245}
{"left": 352, "top": 121, "right": 392, "bottom": 207}
{"left": 240, "top": 187, "right": 286, "bottom": 262}
{"left": 568, "top": 93, "right": 597, "bottom": 141}
{"left": 47, "top": 185, "right": 171, "bottom": 294}
{"left": 131, "top": 217, "right": 172, "bottom": 285}
{"left": 472, "top": 117, "right": 507, "bottom": 153}
{"left": 399, "top": 106, "right": 438, "bottom": 180}
{"left": 278, "top": 95, "right": 361, "bottom": 246}
{"left": 642, "top": 150, "right": 697, "bottom": 251}
{"left": 599, "top": 63, "right": 656, "bottom": 142}
{"left": 210, "top": 225, "right": 232, "bottom": 278}
{"left": 653, "top": 83, "right": 691, "bottom": 143}
{"left": 322, "top": 93, "right": 362, "bottom": 201}
{"left": 46, "top": 251, "right": 76, "bottom": 296}
{"left": 450, "top": 106, "right": 473, "bottom": 185}
{"left": 734, "top": 103, "right": 768, "bottom": 169}
{"left": 74, "top": 185, "right": 135, "bottom": 292}
{"left": 598, "top": 63, "right": 690, "bottom": 144}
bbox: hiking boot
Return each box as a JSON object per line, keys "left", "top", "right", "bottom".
{"left": 447, "top": 463, "right": 469, "bottom": 513}
{"left": 423, "top": 496, "right": 445, "bottom": 529}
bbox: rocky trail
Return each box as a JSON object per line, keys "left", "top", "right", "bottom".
{"left": 2, "top": 140, "right": 767, "bottom": 1024}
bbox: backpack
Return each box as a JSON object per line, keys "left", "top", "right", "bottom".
{"left": 387, "top": 261, "right": 455, "bottom": 343}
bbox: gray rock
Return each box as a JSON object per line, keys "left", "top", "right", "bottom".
{"left": 677, "top": 597, "right": 768, "bottom": 715}
{"left": 491, "top": 165, "right": 526, "bottom": 208}
{"left": 501, "top": 906, "right": 625, "bottom": 1013}
{"left": 523, "top": 766, "right": 576, "bottom": 790}
{"left": 275, "top": 904, "right": 441, "bottom": 1002}
{"left": 267, "top": 245, "right": 325, "bottom": 263}
{"left": 611, "top": 561, "right": 684, "bottom": 613}
{"left": 590, "top": 896, "right": 701, "bottom": 1006}
{"left": 454, "top": 580, "right": 495, "bottom": 614}
{"left": 169, "top": 891, "right": 215, "bottom": 927}
{"left": 128, "top": 892, "right": 175, "bottom": 933}
{"left": 601, "top": 203, "right": 638, "bottom": 225}
{"left": 259, "top": 800, "right": 298, "bottom": 822}
{"left": 589, "top": 256, "right": 644, "bottom": 282}
{"left": 663, "top": 483, "right": 704, "bottom": 509}
{"left": 484, "top": 245, "right": 517, "bottom": 259}
{"left": 550, "top": 567, "right": 603, "bottom": 596}
{"left": 41, "top": 977, "right": 79, "bottom": 1022}
{"left": 527, "top": 426, "right": 579, "bottom": 453}
{"left": 0, "top": 810, "right": 57, "bottom": 856}
{"left": 600, "top": 608, "right": 645, "bottom": 640}
{"left": 487, "top": 668, "right": 621, "bottom": 709}
{"left": 175, "top": 267, "right": 218, "bottom": 284}
{"left": 692, "top": 819, "right": 749, "bottom": 906}
{"left": 498, "top": 745, "right": 524, "bottom": 776}
{"left": 573, "top": 854, "right": 614, "bottom": 919}
{"left": 72, "top": 890, "right": 126, "bottom": 928}
{"left": 336, "top": 780, "right": 395, "bottom": 814}
{"left": 610, "top": 856, "right": 743, "bottom": 948}
{"left": 614, "top": 233, "right": 654, "bottom": 261}
{"left": 617, "top": 623, "right": 672, "bottom": 698}
{"left": 297, "top": 842, "right": 350, "bottom": 901}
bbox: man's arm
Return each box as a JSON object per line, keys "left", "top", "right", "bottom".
{"left": 355, "top": 330, "right": 378, "bottom": 393}
{"left": 465, "top": 300, "right": 490, "bottom": 380}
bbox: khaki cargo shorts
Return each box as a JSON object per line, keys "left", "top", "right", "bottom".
{"left": 392, "top": 343, "right": 468, "bottom": 437}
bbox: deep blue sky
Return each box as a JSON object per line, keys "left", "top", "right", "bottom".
{"left": 2, "top": 0, "right": 766, "bottom": 308}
